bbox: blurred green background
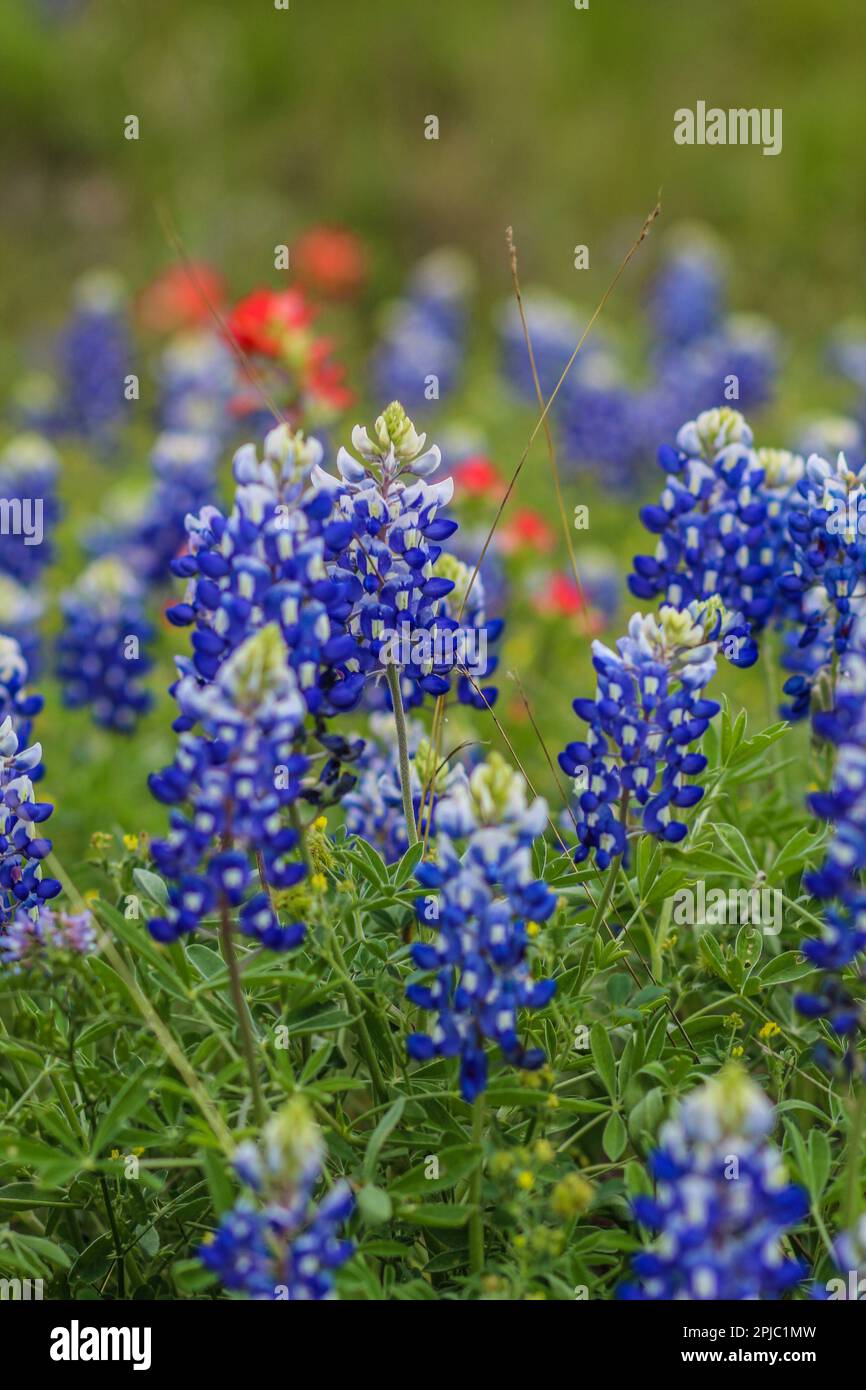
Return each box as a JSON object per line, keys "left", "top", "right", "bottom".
{"left": 2, "top": 0, "right": 865, "bottom": 879}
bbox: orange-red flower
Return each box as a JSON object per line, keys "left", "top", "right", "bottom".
{"left": 295, "top": 225, "right": 367, "bottom": 299}
{"left": 138, "top": 262, "right": 226, "bottom": 334}
{"left": 452, "top": 454, "right": 503, "bottom": 497}
{"left": 499, "top": 508, "right": 556, "bottom": 554}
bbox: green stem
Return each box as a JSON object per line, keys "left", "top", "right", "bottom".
{"left": 289, "top": 802, "right": 312, "bottom": 872}
{"left": 469, "top": 1094, "right": 485, "bottom": 1276}
{"left": 219, "top": 898, "right": 266, "bottom": 1127}
{"left": 47, "top": 851, "right": 235, "bottom": 1154}
{"left": 844, "top": 1083, "right": 866, "bottom": 1231}
{"left": 329, "top": 934, "right": 388, "bottom": 1104}
{"left": 386, "top": 664, "right": 418, "bottom": 847}
{"left": 575, "top": 850, "right": 622, "bottom": 995}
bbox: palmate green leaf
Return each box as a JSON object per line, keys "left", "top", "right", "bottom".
{"left": 362, "top": 1096, "right": 406, "bottom": 1181}
{"left": 769, "top": 825, "right": 827, "bottom": 881}
{"left": 590, "top": 1021, "right": 618, "bottom": 1101}
{"left": 389, "top": 1144, "right": 481, "bottom": 1196}
{"left": 754, "top": 951, "right": 811, "bottom": 988}
{"left": 0, "top": 1231, "right": 71, "bottom": 1277}
{"left": 698, "top": 931, "right": 729, "bottom": 983}
{"left": 391, "top": 841, "right": 424, "bottom": 886}
{"left": 0, "top": 1183, "right": 70, "bottom": 1212}
{"left": 90, "top": 1065, "right": 160, "bottom": 1156}
{"left": 396, "top": 1202, "right": 473, "bottom": 1228}
{"left": 602, "top": 1110, "right": 627, "bottom": 1161}
{"left": 281, "top": 1005, "right": 358, "bottom": 1035}
{"left": 132, "top": 867, "right": 170, "bottom": 909}
{"left": 0, "top": 1132, "right": 86, "bottom": 1185}
{"left": 357, "top": 1184, "right": 393, "bottom": 1225}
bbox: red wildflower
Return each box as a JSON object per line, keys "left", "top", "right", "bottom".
{"left": 452, "top": 454, "right": 503, "bottom": 496}
{"left": 226, "top": 288, "right": 315, "bottom": 358}
{"left": 295, "top": 225, "right": 367, "bottom": 300}
{"left": 535, "top": 572, "right": 601, "bottom": 631}
{"left": 499, "top": 508, "right": 556, "bottom": 554}
{"left": 306, "top": 337, "right": 355, "bottom": 412}
{"left": 138, "top": 262, "right": 226, "bottom": 334}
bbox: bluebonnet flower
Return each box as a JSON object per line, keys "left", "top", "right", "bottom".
{"left": 630, "top": 408, "right": 789, "bottom": 631}
{"left": 313, "top": 403, "right": 501, "bottom": 711}
{"left": 372, "top": 251, "right": 474, "bottom": 408}
{"left": 557, "top": 350, "right": 644, "bottom": 489}
{"left": 199, "top": 1097, "right": 353, "bottom": 1300}
{"left": 58, "top": 271, "right": 133, "bottom": 450}
{"left": 619, "top": 1066, "right": 807, "bottom": 1300}
{"left": 342, "top": 712, "right": 465, "bottom": 862}
{"left": 792, "top": 635, "right": 866, "bottom": 1075}
{"left": 156, "top": 330, "right": 235, "bottom": 439}
{"left": 818, "top": 1216, "right": 866, "bottom": 1299}
{"left": 147, "top": 624, "right": 310, "bottom": 948}
{"left": 1, "top": 904, "right": 96, "bottom": 973}
{"left": 647, "top": 228, "right": 725, "bottom": 350}
{"left": 0, "top": 635, "right": 44, "bottom": 774}
{"left": 406, "top": 754, "right": 556, "bottom": 1102}
{"left": 167, "top": 423, "right": 364, "bottom": 723}
{"left": 56, "top": 557, "right": 154, "bottom": 732}
{"left": 0, "top": 433, "right": 60, "bottom": 586}
{"left": 778, "top": 451, "right": 866, "bottom": 691}
{"left": 497, "top": 291, "right": 587, "bottom": 400}
{"left": 0, "top": 579, "right": 44, "bottom": 681}
{"left": 0, "top": 713, "right": 59, "bottom": 922}
{"left": 88, "top": 431, "right": 219, "bottom": 586}
{"left": 559, "top": 602, "right": 753, "bottom": 869}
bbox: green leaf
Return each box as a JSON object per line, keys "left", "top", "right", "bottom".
{"left": 172, "top": 1258, "right": 217, "bottom": 1294}
{"left": 91, "top": 1067, "right": 158, "bottom": 1156}
{"left": 757, "top": 951, "right": 811, "bottom": 987}
{"left": 362, "top": 1097, "right": 406, "bottom": 1182}
{"left": 397, "top": 1203, "right": 473, "bottom": 1228}
{"left": 392, "top": 842, "right": 424, "bottom": 886}
{"left": 389, "top": 1144, "right": 481, "bottom": 1196}
{"left": 807, "top": 1128, "right": 832, "bottom": 1200}
{"left": 602, "top": 1110, "right": 627, "bottom": 1162}
{"left": 699, "top": 932, "right": 729, "bottom": 982}
{"left": 132, "top": 868, "right": 170, "bottom": 909}
{"left": 590, "top": 1022, "right": 617, "bottom": 1101}
{"left": 357, "top": 1184, "right": 393, "bottom": 1225}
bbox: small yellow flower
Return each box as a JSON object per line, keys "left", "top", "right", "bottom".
{"left": 312, "top": 816, "right": 328, "bottom": 832}
{"left": 516, "top": 1170, "right": 535, "bottom": 1192}
{"left": 122, "top": 833, "right": 139, "bottom": 852}
{"left": 546, "top": 1094, "right": 559, "bottom": 1109}
{"left": 758, "top": 1020, "right": 781, "bottom": 1040}
{"left": 132, "top": 1147, "right": 144, "bottom": 1156}
{"left": 525, "top": 920, "right": 540, "bottom": 938}
{"left": 513, "top": 1233, "right": 527, "bottom": 1249}
{"left": 551, "top": 1173, "right": 594, "bottom": 1218}
{"left": 489, "top": 1151, "right": 513, "bottom": 1178}
{"left": 84, "top": 889, "right": 100, "bottom": 906}
{"left": 200, "top": 1232, "right": 215, "bottom": 1246}
{"left": 533, "top": 1139, "right": 555, "bottom": 1165}
{"left": 310, "top": 872, "right": 327, "bottom": 893}
{"left": 731, "top": 1045, "right": 744, "bottom": 1058}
